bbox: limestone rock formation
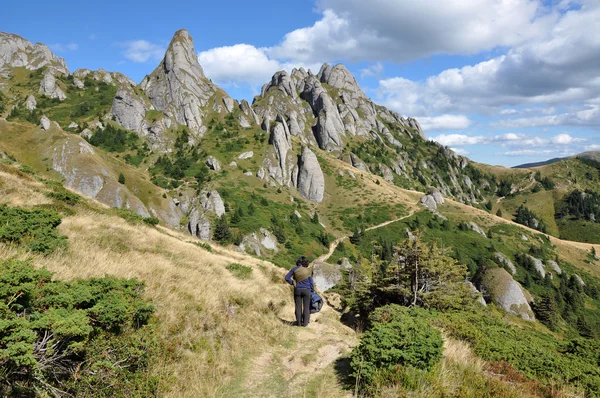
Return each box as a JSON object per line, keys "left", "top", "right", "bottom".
{"left": 239, "top": 229, "right": 279, "bottom": 256}
{"left": 141, "top": 29, "right": 231, "bottom": 138}
{"left": 110, "top": 87, "right": 148, "bottom": 132}
{"left": 494, "top": 252, "right": 516, "bottom": 275}
{"left": 25, "top": 95, "right": 36, "bottom": 110}
{"left": 526, "top": 255, "right": 546, "bottom": 278}
{"left": 469, "top": 222, "right": 487, "bottom": 237}
{"left": 205, "top": 156, "right": 221, "bottom": 171}
{"left": 296, "top": 146, "right": 325, "bottom": 202}
{"left": 238, "top": 151, "right": 254, "bottom": 160}
{"left": 313, "top": 259, "right": 352, "bottom": 292}
{"left": 39, "top": 69, "right": 66, "bottom": 100}
{"left": 0, "top": 32, "right": 68, "bottom": 75}
{"left": 420, "top": 188, "right": 445, "bottom": 210}
{"left": 546, "top": 260, "right": 562, "bottom": 275}
{"left": 479, "top": 267, "right": 534, "bottom": 320}
{"left": 40, "top": 115, "right": 50, "bottom": 130}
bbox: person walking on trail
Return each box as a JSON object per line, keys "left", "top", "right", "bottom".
{"left": 285, "top": 256, "right": 314, "bottom": 327}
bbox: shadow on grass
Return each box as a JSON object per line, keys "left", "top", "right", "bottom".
{"left": 334, "top": 355, "right": 356, "bottom": 391}
{"left": 278, "top": 317, "right": 297, "bottom": 326}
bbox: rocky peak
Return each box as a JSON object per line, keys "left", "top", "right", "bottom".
{"left": 0, "top": 32, "right": 68, "bottom": 75}
{"left": 317, "top": 63, "right": 364, "bottom": 98}
{"left": 141, "top": 29, "right": 226, "bottom": 138}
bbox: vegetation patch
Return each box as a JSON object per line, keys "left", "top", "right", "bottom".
{"left": 0, "top": 205, "right": 67, "bottom": 254}
{"left": 0, "top": 259, "right": 158, "bottom": 397}
{"left": 226, "top": 263, "right": 253, "bottom": 279}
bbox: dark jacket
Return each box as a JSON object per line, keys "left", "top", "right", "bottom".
{"left": 285, "top": 265, "right": 314, "bottom": 291}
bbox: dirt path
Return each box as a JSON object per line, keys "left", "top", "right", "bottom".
{"left": 317, "top": 211, "right": 416, "bottom": 264}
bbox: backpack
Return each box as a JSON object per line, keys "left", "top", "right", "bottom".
{"left": 310, "top": 292, "right": 323, "bottom": 314}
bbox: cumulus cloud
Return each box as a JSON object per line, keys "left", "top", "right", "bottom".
{"left": 360, "top": 62, "right": 383, "bottom": 79}
{"left": 198, "top": 44, "right": 321, "bottom": 88}
{"left": 119, "top": 40, "right": 165, "bottom": 63}
{"left": 373, "top": 2, "right": 600, "bottom": 127}
{"left": 268, "top": 0, "right": 554, "bottom": 62}
{"left": 430, "top": 133, "right": 586, "bottom": 150}
{"left": 418, "top": 115, "right": 472, "bottom": 131}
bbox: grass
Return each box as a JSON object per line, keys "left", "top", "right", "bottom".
{"left": 226, "top": 263, "right": 253, "bottom": 279}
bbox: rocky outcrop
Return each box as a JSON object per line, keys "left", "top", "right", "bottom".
{"left": 313, "top": 259, "right": 352, "bottom": 292}
{"left": 39, "top": 68, "right": 66, "bottom": 100}
{"left": 141, "top": 29, "right": 229, "bottom": 138}
{"left": 239, "top": 228, "right": 279, "bottom": 256}
{"left": 238, "top": 151, "right": 254, "bottom": 160}
{"left": 188, "top": 212, "right": 211, "bottom": 240}
{"left": 420, "top": 188, "right": 445, "bottom": 210}
{"left": 110, "top": 87, "right": 148, "bottom": 132}
{"left": 546, "top": 260, "right": 562, "bottom": 275}
{"left": 205, "top": 156, "right": 221, "bottom": 171}
{"left": 479, "top": 267, "right": 534, "bottom": 320}
{"left": 573, "top": 274, "right": 585, "bottom": 287}
{"left": 526, "top": 255, "right": 546, "bottom": 278}
{"left": 296, "top": 146, "right": 325, "bottom": 202}
{"left": 469, "top": 222, "right": 487, "bottom": 237}
{"left": 0, "top": 32, "right": 68, "bottom": 75}
{"left": 494, "top": 252, "right": 516, "bottom": 275}
{"left": 25, "top": 95, "right": 36, "bottom": 110}
{"left": 267, "top": 121, "right": 292, "bottom": 185}
{"left": 465, "top": 281, "right": 487, "bottom": 306}
{"left": 40, "top": 115, "right": 50, "bottom": 130}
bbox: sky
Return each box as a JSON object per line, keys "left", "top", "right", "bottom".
{"left": 4, "top": 0, "right": 599, "bottom": 167}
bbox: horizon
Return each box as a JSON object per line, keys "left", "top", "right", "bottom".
{"left": 4, "top": 0, "right": 599, "bottom": 167}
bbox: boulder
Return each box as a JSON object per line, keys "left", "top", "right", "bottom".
{"left": 238, "top": 151, "right": 254, "bottom": 160}
{"left": 469, "top": 222, "right": 487, "bottom": 237}
{"left": 73, "top": 77, "right": 84, "bottom": 89}
{"left": 296, "top": 146, "right": 325, "bottom": 202}
{"left": 205, "top": 156, "right": 221, "bottom": 171}
{"left": 39, "top": 69, "right": 66, "bottom": 100}
{"left": 110, "top": 87, "right": 148, "bottom": 132}
{"left": 68, "top": 122, "right": 78, "bottom": 129}
{"left": 313, "top": 261, "right": 344, "bottom": 292}
{"left": 465, "top": 281, "right": 487, "bottom": 306}
{"left": 479, "top": 267, "right": 534, "bottom": 320}
{"left": 494, "top": 252, "right": 516, "bottom": 275}
{"left": 573, "top": 274, "right": 585, "bottom": 287}
{"left": 199, "top": 190, "right": 225, "bottom": 216}
{"left": 546, "top": 260, "right": 562, "bottom": 275}
{"left": 228, "top": 161, "right": 237, "bottom": 168}
{"left": 222, "top": 97, "right": 235, "bottom": 113}
{"left": 25, "top": 95, "right": 36, "bottom": 110}
{"left": 40, "top": 115, "right": 50, "bottom": 130}
{"left": 526, "top": 255, "right": 545, "bottom": 278}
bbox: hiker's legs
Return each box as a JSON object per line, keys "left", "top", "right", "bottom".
{"left": 302, "top": 289, "right": 311, "bottom": 326}
{"left": 294, "top": 289, "right": 303, "bottom": 326}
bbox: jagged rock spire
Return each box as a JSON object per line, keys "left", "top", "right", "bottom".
{"left": 141, "top": 29, "right": 221, "bottom": 137}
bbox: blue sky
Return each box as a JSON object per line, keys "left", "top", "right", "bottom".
{"left": 5, "top": 0, "right": 599, "bottom": 167}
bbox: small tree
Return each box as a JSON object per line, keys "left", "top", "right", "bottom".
{"left": 118, "top": 172, "right": 125, "bottom": 185}
{"left": 213, "top": 215, "right": 232, "bottom": 244}
{"left": 311, "top": 212, "right": 319, "bottom": 224}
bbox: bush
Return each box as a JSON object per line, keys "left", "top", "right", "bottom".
{"left": 0, "top": 259, "right": 157, "bottom": 397}
{"left": 226, "top": 263, "right": 253, "bottom": 279}
{"left": 0, "top": 205, "right": 67, "bottom": 254}
{"left": 113, "top": 208, "right": 159, "bottom": 226}
{"left": 350, "top": 305, "right": 443, "bottom": 388}
{"left": 118, "top": 172, "right": 126, "bottom": 184}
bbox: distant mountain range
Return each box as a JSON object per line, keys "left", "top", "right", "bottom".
{"left": 513, "top": 151, "right": 600, "bottom": 169}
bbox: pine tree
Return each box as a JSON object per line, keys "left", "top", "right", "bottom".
{"left": 118, "top": 172, "right": 125, "bottom": 185}
{"left": 248, "top": 202, "right": 255, "bottom": 215}
{"left": 311, "top": 212, "right": 319, "bottom": 224}
{"left": 533, "top": 292, "right": 559, "bottom": 329}
{"left": 213, "top": 215, "right": 232, "bottom": 244}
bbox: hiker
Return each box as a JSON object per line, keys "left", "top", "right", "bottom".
{"left": 285, "top": 256, "right": 314, "bottom": 327}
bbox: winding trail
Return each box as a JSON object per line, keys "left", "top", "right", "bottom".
{"left": 317, "top": 211, "right": 416, "bottom": 263}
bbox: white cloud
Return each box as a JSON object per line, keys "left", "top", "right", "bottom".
{"left": 551, "top": 133, "right": 585, "bottom": 144}
{"left": 451, "top": 148, "right": 470, "bottom": 156}
{"left": 49, "top": 43, "right": 78, "bottom": 52}
{"left": 418, "top": 115, "right": 472, "bottom": 131}
{"left": 268, "top": 1, "right": 554, "bottom": 63}
{"left": 119, "top": 40, "right": 165, "bottom": 63}
{"left": 198, "top": 44, "right": 321, "bottom": 88}
{"left": 430, "top": 134, "right": 486, "bottom": 146}
{"left": 360, "top": 62, "right": 383, "bottom": 79}
{"left": 585, "top": 144, "right": 600, "bottom": 151}
{"left": 503, "top": 149, "right": 557, "bottom": 157}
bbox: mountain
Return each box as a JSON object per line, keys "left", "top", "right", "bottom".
{"left": 513, "top": 150, "right": 600, "bottom": 168}
{"left": 1, "top": 29, "right": 600, "bottom": 395}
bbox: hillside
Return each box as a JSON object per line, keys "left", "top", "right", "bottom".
{"left": 514, "top": 151, "right": 600, "bottom": 169}
{"left": 1, "top": 29, "right": 600, "bottom": 397}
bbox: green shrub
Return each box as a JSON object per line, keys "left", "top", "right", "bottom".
{"left": 118, "top": 172, "right": 126, "bottom": 185}
{"left": 351, "top": 305, "right": 443, "bottom": 388}
{"left": 113, "top": 208, "right": 159, "bottom": 226}
{"left": 88, "top": 125, "right": 138, "bottom": 153}
{"left": 0, "top": 259, "right": 157, "bottom": 396}
{"left": 191, "top": 241, "right": 213, "bottom": 252}
{"left": 226, "top": 263, "right": 253, "bottom": 279}
{"left": 0, "top": 205, "right": 67, "bottom": 254}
